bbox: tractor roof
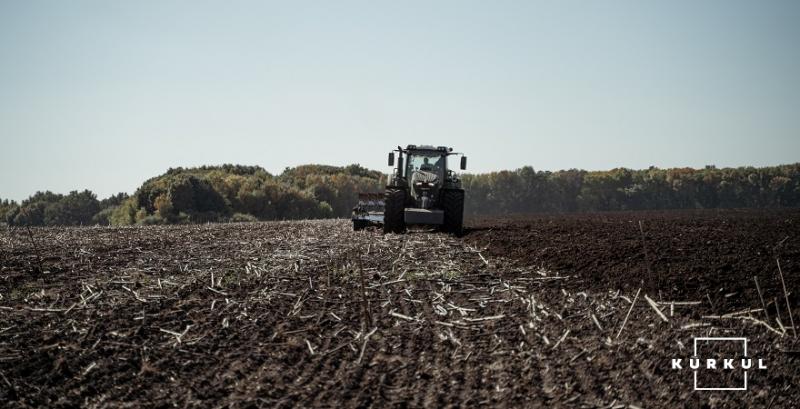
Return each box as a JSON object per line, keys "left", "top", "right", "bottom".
{"left": 406, "top": 145, "right": 453, "bottom": 153}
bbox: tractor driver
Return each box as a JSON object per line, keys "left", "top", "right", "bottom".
{"left": 420, "top": 157, "right": 433, "bottom": 171}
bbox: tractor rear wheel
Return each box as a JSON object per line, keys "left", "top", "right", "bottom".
{"left": 383, "top": 188, "right": 406, "bottom": 234}
{"left": 441, "top": 189, "right": 464, "bottom": 236}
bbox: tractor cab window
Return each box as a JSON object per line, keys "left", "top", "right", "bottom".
{"left": 406, "top": 152, "right": 445, "bottom": 177}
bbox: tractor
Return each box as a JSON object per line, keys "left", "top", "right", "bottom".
{"left": 352, "top": 145, "right": 467, "bottom": 235}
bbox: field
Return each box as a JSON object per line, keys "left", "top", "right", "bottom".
{"left": 1, "top": 209, "right": 798, "bottom": 408}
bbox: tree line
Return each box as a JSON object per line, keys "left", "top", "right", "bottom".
{"left": 461, "top": 163, "right": 800, "bottom": 215}
{"left": 1, "top": 164, "right": 384, "bottom": 226}
{"left": 2, "top": 162, "right": 798, "bottom": 227}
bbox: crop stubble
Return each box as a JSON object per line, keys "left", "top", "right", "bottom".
{"left": 0, "top": 209, "right": 798, "bottom": 407}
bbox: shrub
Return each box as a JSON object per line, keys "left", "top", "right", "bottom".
{"left": 229, "top": 213, "right": 258, "bottom": 223}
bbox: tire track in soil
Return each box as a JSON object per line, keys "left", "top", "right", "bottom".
{"left": 288, "top": 328, "right": 333, "bottom": 403}
{"left": 342, "top": 351, "right": 372, "bottom": 407}
{"left": 387, "top": 289, "right": 421, "bottom": 405}
{"left": 309, "top": 328, "right": 360, "bottom": 405}
{"left": 395, "top": 283, "right": 428, "bottom": 409}
{"left": 419, "top": 295, "right": 446, "bottom": 407}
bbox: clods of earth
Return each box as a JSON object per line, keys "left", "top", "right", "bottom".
{"left": 1, "top": 209, "right": 798, "bottom": 407}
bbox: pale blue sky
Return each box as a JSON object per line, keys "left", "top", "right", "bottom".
{"left": 1, "top": 0, "right": 798, "bottom": 201}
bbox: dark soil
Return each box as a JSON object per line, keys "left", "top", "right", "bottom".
{"left": 0, "top": 209, "right": 798, "bottom": 408}
{"left": 465, "top": 209, "right": 800, "bottom": 312}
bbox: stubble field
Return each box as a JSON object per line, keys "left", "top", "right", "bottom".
{"left": 1, "top": 209, "right": 798, "bottom": 408}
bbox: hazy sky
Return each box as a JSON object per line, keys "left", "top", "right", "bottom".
{"left": 1, "top": 1, "right": 798, "bottom": 201}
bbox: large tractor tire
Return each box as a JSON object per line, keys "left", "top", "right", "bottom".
{"left": 383, "top": 188, "right": 406, "bottom": 234}
{"left": 441, "top": 189, "right": 464, "bottom": 236}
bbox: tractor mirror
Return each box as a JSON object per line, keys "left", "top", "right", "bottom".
{"left": 460, "top": 156, "right": 467, "bottom": 170}
{"left": 388, "top": 152, "right": 395, "bottom": 166}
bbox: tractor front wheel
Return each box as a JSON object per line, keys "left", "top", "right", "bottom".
{"left": 383, "top": 188, "right": 406, "bottom": 234}
{"left": 441, "top": 189, "right": 464, "bottom": 236}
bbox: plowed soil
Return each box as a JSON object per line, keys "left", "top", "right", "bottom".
{"left": 1, "top": 209, "right": 798, "bottom": 408}
{"left": 465, "top": 209, "right": 800, "bottom": 312}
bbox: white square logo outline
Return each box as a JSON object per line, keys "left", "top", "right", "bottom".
{"left": 693, "top": 337, "right": 747, "bottom": 391}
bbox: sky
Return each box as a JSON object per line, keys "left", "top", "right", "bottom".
{"left": 1, "top": 0, "right": 798, "bottom": 201}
